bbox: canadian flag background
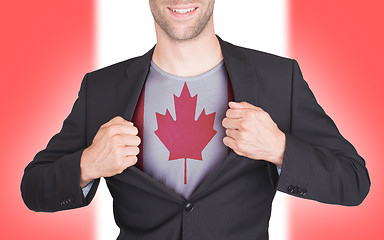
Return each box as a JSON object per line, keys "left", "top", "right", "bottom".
{"left": 1, "top": 0, "right": 383, "bottom": 239}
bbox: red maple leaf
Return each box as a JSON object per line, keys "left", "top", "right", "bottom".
{"left": 155, "top": 82, "right": 217, "bottom": 184}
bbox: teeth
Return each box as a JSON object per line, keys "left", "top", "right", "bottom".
{"left": 171, "top": 8, "right": 196, "bottom": 14}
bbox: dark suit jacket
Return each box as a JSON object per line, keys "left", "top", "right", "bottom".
{"left": 21, "top": 36, "right": 370, "bottom": 240}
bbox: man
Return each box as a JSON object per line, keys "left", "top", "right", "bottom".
{"left": 21, "top": 0, "right": 370, "bottom": 239}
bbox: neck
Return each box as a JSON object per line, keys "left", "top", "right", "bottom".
{"left": 152, "top": 20, "right": 223, "bottom": 77}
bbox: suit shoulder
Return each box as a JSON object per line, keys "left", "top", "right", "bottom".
{"left": 222, "top": 40, "right": 293, "bottom": 67}
{"left": 84, "top": 47, "right": 153, "bottom": 85}
{"left": 86, "top": 56, "right": 141, "bottom": 83}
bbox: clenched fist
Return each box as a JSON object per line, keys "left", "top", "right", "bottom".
{"left": 222, "top": 102, "right": 285, "bottom": 168}
{"left": 80, "top": 116, "right": 141, "bottom": 187}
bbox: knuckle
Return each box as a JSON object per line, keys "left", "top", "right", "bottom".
{"left": 257, "top": 106, "right": 265, "bottom": 112}
{"left": 113, "top": 116, "right": 124, "bottom": 122}
{"left": 260, "top": 111, "right": 268, "bottom": 118}
{"left": 238, "top": 131, "right": 247, "bottom": 140}
{"left": 225, "top": 109, "right": 232, "bottom": 118}
{"left": 107, "top": 125, "right": 118, "bottom": 135}
{"left": 233, "top": 141, "right": 241, "bottom": 151}
{"left": 239, "top": 120, "right": 248, "bottom": 130}
{"left": 111, "top": 134, "right": 122, "bottom": 145}
{"left": 114, "top": 159, "right": 123, "bottom": 168}
{"left": 112, "top": 148, "right": 121, "bottom": 159}
{"left": 110, "top": 134, "right": 119, "bottom": 142}
{"left": 225, "top": 129, "right": 230, "bottom": 136}
{"left": 117, "top": 158, "right": 126, "bottom": 169}
{"left": 259, "top": 111, "right": 270, "bottom": 121}
{"left": 244, "top": 111, "right": 254, "bottom": 119}
{"left": 100, "top": 122, "right": 111, "bottom": 130}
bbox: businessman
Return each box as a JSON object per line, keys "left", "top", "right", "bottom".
{"left": 21, "top": 0, "right": 370, "bottom": 239}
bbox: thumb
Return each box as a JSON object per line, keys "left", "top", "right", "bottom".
{"left": 228, "top": 101, "right": 258, "bottom": 110}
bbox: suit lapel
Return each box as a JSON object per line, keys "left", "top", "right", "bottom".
{"left": 218, "top": 36, "right": 259, "bottom": 106}
{"left": 116, "top": 46, "right": 154, "bottom": 121}
{"left": 114, "top": 37, "right": 263, "bottom": 201}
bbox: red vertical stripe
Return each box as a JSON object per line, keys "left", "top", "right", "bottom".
{"left": 289, "top": 0, "right": 383, "bottom": 239}
{"left": 1, "top": 1, "right": 95, "bottom": 239}
{"left": 132, "top": 85, "right": 145, "bottom": 171}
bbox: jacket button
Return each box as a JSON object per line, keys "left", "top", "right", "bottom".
{"left": 185, "top": 202, "right": 194, "bottom": 212}
{"left": 60, "top": 197, "right": 74, "bottom": 206}
{"left": 287, "top": 185, "right": 295, "bottom": 193}
{"left": 298, "top": 188, "right": 307, "bottom": 196}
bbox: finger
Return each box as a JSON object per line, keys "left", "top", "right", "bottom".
{"left": 112, "top": 134, "right": 141, "bottom": 147}
{"left": 226, "top": 108, "right": 247, "bottom": 119}
{"left": 223, "top": 135, "right": 234, "bottom": 147}
{"left": 223, "top": 136, "right": 246, "bottom": 157}
{"left": 222, "top": 118, "right": 241, "bottom": 130}
{"left": 113, "top": 146, "right": 140, "bottom": 159}
{"left": 105, "top": 124, "right": 139, "bottom": 136}
{"left": 121, "top": 146, "right": 140, "bottom": 156}
{"left": 223, "top": 136, "right": 240, "bottom": 151}
{"left": 225, "top": 128, "right": 241, "bottom": 140}
{"left": 121, "top": 135, "right": 141, "bottom": 146}
{"left": 229, "top": 101, "right": 262, "bottom": 110}
{"left": 123, "top": 155, "right": 138, "bottom": 167}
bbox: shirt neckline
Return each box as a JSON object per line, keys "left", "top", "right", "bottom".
{"left": 150, "top": 60, "right": 225, "bottom": 82}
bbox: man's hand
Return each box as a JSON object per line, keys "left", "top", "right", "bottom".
{"left": 80, "top": 116, "right": 141, "bottom": 188}
{"left": 222, "top": 102, "right": 285, "bottom": 168}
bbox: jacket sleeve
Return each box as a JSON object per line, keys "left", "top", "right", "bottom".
{"left": 21, "top": 74, "right": 99, "bottom": 212}
{"left": 276, "top": 59, "right": 370, "bottom": 206}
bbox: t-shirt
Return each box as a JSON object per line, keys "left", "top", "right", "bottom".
{"left": 132, "top": 60, "right": 233, "bottom": 199}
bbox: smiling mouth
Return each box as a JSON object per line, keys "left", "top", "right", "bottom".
{"left": 170, "top": 7, "right": 197, "bottom": 14}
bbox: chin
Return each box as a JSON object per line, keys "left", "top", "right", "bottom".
{"left": 170, "top": 27, "right": 207, "bottom": 42}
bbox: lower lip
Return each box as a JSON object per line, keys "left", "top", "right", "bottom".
{"left": 168, "top": 8, "right": 198, "bottom": 19}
